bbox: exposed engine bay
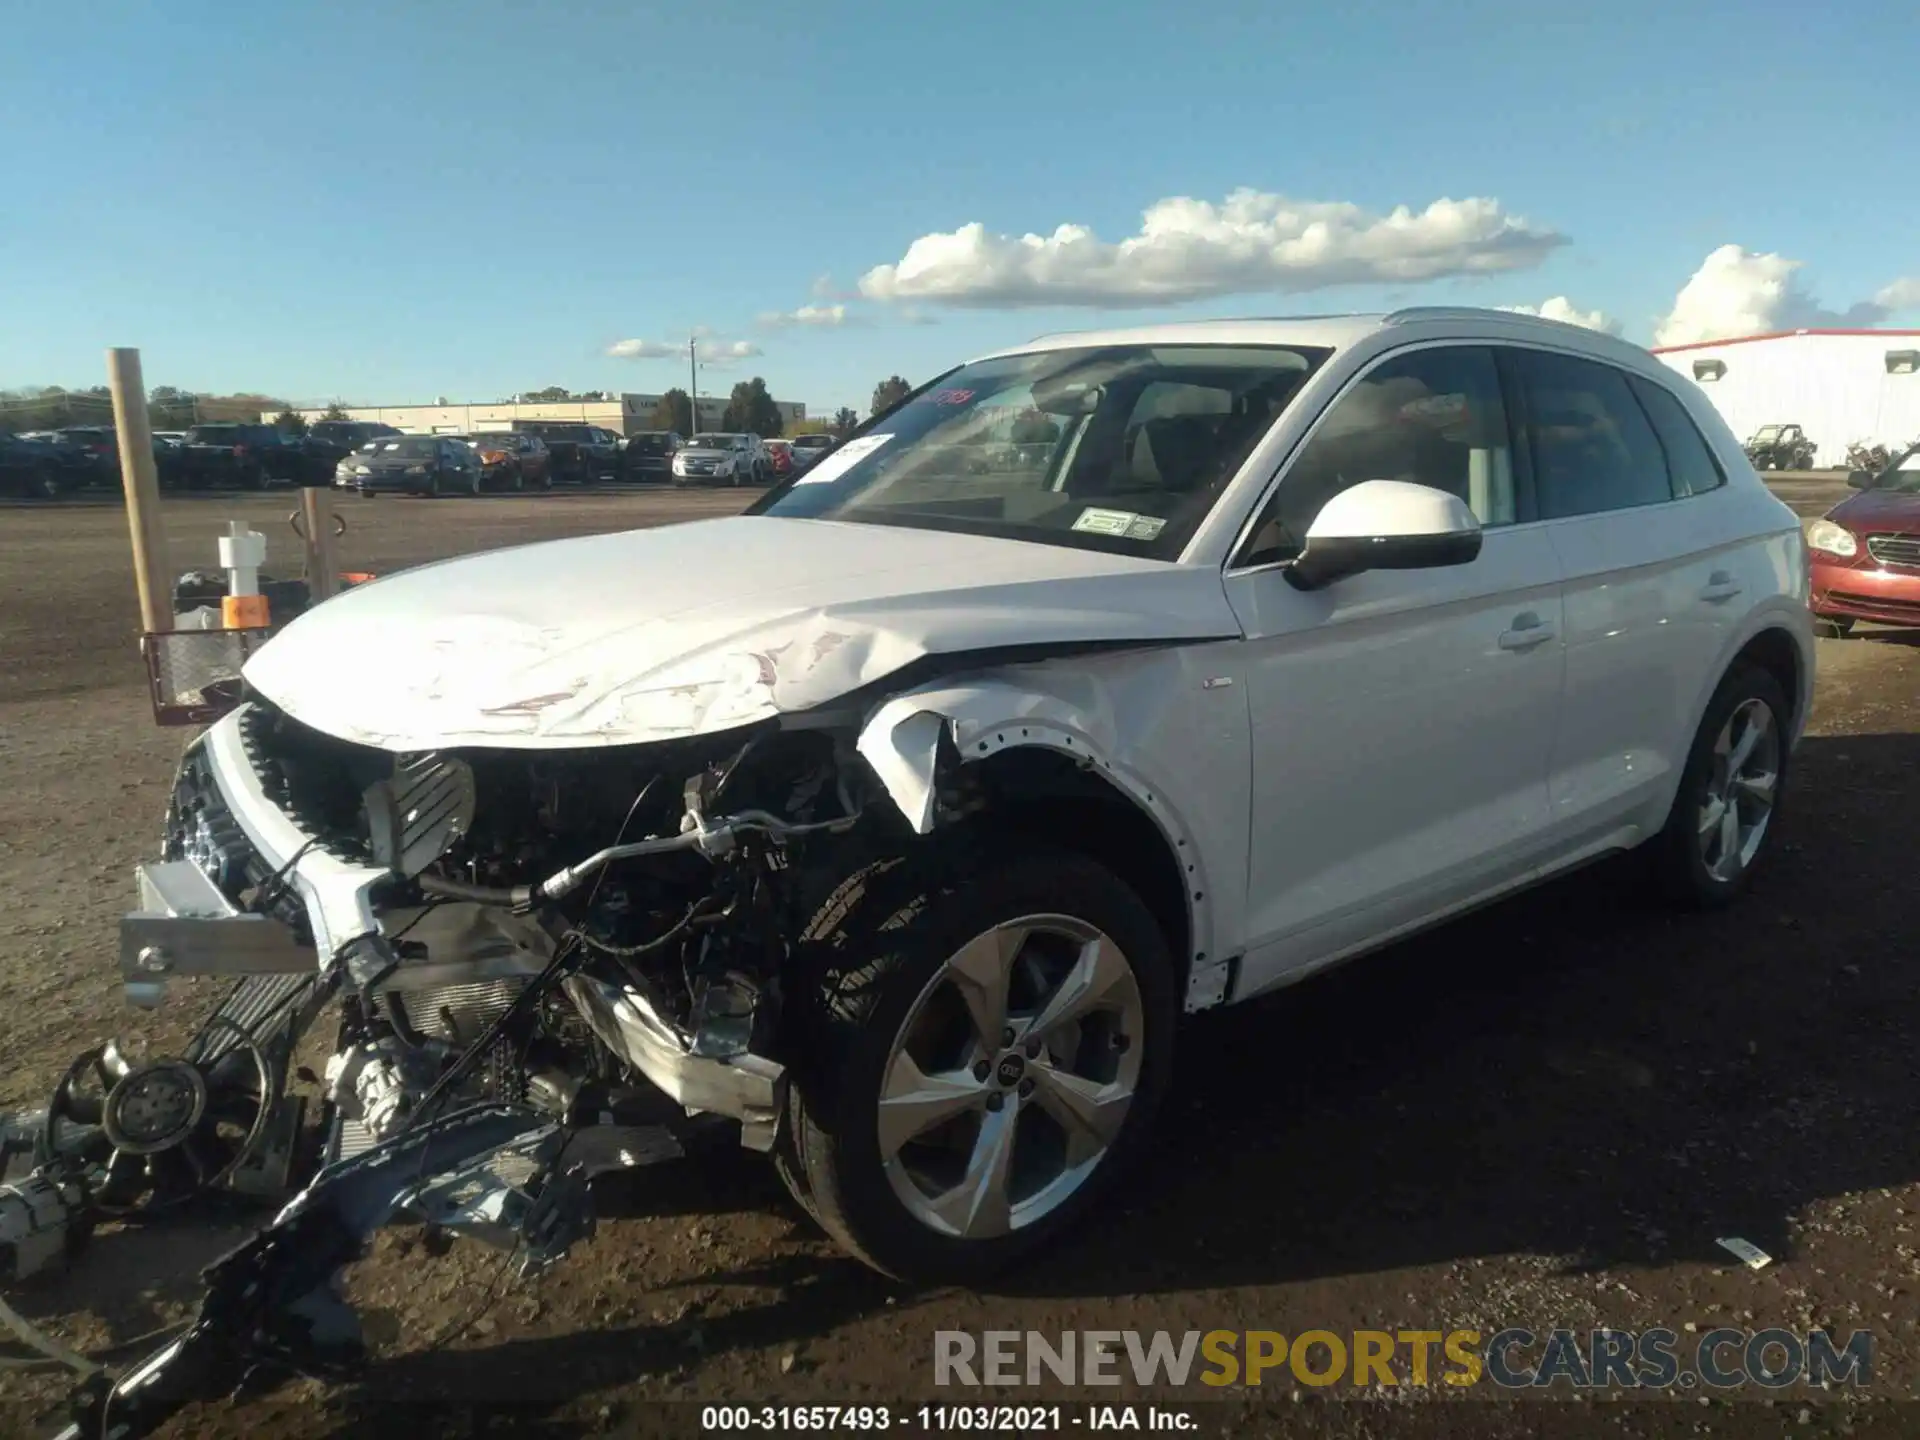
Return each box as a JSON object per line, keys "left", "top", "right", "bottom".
{"left": 6, "top": 692, "right": 911, "bottom": 1439}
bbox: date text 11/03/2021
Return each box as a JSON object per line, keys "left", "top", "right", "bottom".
{"left": 701, "top": 1406, "right": 1195, "bottom": 1431}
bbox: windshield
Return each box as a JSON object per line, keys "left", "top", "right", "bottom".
{"left": 470, "top": 433, "right": 515, "bottom": 448}
{"left": 751, "top": 343, "right": 1329, "bottom": 559}
{"left": 1753, "top": 426, "right": 1782, "bottom": 442}
{"left": 793, "top": 434, "right": 832, "bottom": 448}
{"left": 628, "top": 433, "right": 674, "bottom": 453}
{"left": 687, "top": 434, "right": 737, "bottom": 449}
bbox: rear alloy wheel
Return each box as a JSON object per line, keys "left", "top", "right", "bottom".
{"left": 1649, "top": 662, "right": 1791, "bottom": 908}
{"left": 781, "top": 842, "right": 1175, "bottom": 1283}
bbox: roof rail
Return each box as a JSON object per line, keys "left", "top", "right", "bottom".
{"left": 1383, "top": 304, "right": 1651, "bottom": 355}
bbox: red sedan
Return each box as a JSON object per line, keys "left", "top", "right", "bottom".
{"left": 1808, "top": 447, "right": 1920, "bottom": 634}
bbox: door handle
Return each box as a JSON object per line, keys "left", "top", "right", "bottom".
{"left": 1700, "top": 569, "right": 1744, "bottom": 603}
{"left": 1498, "top": 612, "right": 1556, "bottom": 650}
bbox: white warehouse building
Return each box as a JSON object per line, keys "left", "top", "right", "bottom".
{"left": 1651, "top": 329, "right": 1920, "bottom": 468}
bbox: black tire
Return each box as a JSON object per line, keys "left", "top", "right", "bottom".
{"left": 779, "top": 837, "right": 1177, "bottom": 1284}
{"left": 1646, "top": 661, "right": 1792, "bottom": 910}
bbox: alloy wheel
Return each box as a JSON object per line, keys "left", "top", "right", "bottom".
{"left": 1696, "top": 697, "right": 1780, "bottom": 883}
{"left": 878, "top": 915, "right": 1144, "bottom": 1240}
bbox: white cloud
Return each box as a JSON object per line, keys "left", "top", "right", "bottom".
{"left": 605, "top": 336, "right": 762, "bottom": 363}
{"left": 1653, "top": 244, "right": 1899, "bottom": 347}
{"left": 857, "top": 188, "right": 1566, "bottom": 310}
{"left": 1496, "top": 296, "right": 1622, "bottom": 335}
{"left": 1876, "top": 277, "right": 1920, "bottom": 313}
{"left": 757, "top": 303, "right": 855, "bottom": 329}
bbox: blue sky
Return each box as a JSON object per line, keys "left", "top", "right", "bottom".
{"left": 3, "top": 0, "right": 1915, "bottom": 418}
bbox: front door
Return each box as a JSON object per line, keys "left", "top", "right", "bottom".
{"left": 1224, "top": 343, "right": 1567, "bottom": 998}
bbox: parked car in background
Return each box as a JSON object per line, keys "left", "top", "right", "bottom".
{"left": 178, "top": 422, "right": 300, "bottom": 489}
{"left": 510, "top": 421, "right": 620, "bottom": 484}
{"left": 0, "top": 430, "right": 86, "bottom": 498}
{"left": 334, "top": 433, "right": 484, "bottom": 497}
{"left": 1808, "top": 439, "right": 1920, "bottom": 635}
{"left": 789, "top": 432, "right": 835, "bottom": 471}
{"left": 620, "top": 430, "right": 682, "bottom": 482}
{"left": 307, "top": 419, "right": 402, "bottom": 472}
{"left": 671, "top": 432, "right": 769, "bottom": 486}
{"left": 467, "top": 431, "right": 553, "bottom": 491}
{"left": 54, "top": 426, "right": 121, "bottom": 484}
{"left": 763, "top": 438, "right": 795, "bottom": 478}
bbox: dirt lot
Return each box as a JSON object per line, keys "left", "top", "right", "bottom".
{"left": 4, "top": 482, "right": 1920, "bottom": 1439}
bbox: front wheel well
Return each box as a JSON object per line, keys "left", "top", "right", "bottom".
{"left": 953, "top": 747, "right": 1193, "bottom": 986}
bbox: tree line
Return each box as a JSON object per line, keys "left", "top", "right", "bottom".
{"left": 6, "top": 373, "right": 923, "bottom": 442}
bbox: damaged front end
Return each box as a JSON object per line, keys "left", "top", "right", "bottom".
{"left": 36, "top": 693, "right": 886, "bottom": 1437}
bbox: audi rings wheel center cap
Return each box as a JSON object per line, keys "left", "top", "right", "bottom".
{"left": 103, "top": 1061, "right": 208, "bottom": 1155}
{"left": 994, "top": 1052, "right": 1026, "bottom": 1089}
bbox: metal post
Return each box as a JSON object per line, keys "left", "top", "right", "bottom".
{"left": 689, "top": 336, "right": 698, "bottom": 433}
{"left": 300, "top": 488, "right": 339, "bottom": 603}
{"left": 106, "top": 348, "right": 172, "bottom": 634}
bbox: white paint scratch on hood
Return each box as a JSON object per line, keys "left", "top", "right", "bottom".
{"left": 242, "top": 516, "right": 1240, "bottom": 751}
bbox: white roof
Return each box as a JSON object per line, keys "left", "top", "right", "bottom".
{"left": 979, "top": 306, "right": 1656, "bottom": 367}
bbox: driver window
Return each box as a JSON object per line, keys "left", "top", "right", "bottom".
{"left": 1239, "top": 345, "right": 1515, "bottom": 567}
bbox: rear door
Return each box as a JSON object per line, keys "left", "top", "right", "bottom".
{"left": 1504, "top": 348, "right": 1749, "bottom": 862}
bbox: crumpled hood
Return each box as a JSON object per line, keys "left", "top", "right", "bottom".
{"left": 243, "top": 516, "right": 1239, "bottom": 750}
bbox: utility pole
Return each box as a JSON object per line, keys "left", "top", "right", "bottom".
{"left": 688, "top": 336, "right": 698, "bottom": 433}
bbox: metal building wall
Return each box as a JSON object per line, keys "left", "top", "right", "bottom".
{"left": 1652, "top": 332, "right": 1920, "bottom": 467}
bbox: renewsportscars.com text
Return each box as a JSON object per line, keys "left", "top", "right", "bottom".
{"left": 934, "top": 1328, "right": 1874, "bottom": 1391}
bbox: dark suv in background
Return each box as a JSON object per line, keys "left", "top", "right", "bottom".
{"left": 179, "top": 423, "right": 301, "bottom": 489}
{"left": 305, "top": 419, "right": 401, "bottom": 472}
{"left": 510, "top": 421, "right": 621, "bottom": 484}
{"left": 620, "top": 430, "right": 682, "bottom": 482}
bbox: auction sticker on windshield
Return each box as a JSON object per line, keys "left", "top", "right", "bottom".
{"left": 1073, "top": 507, "right": 1167, "bottom": 541}
{"left": 794, "top": 434, "right": 892, "bottom": 485}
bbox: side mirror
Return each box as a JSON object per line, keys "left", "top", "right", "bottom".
{"left": 1286, "top": 479, "right": 1484, "bottom": 592}
{"left": 1847, "top": 469, "right": 1875, "bottom": 489}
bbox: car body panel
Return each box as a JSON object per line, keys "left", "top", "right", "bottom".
{"left": 242, "top": 516, "right": 1244, "bottom": 752}
{"left": 1224, "top": 524, "right": 1565, "bottom": 995}
{"left": 855, "top": 648, "right": 1252, "bottom": 1010}
{"left": 1809, "top": 483, "right": 1920, "bottom": 625}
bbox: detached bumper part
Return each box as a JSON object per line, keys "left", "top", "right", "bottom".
{"left": 563, "top": 974, "right": 786, "bottom": 1152}
{"left": 53, "top": 1103, "right": 671, "bottom": 1440}
{"left": 120, "top": 861, "right": 314, "bottom": 1006}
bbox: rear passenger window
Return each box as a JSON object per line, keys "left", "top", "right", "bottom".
{"left": 1512, "top": 350, "right": 1673, "bottom": 519}
{"left": 1628, "top": 376, "right": 1727, "bottom": 498}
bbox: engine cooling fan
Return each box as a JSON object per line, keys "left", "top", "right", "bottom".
{"left": 40, "top": 1021, "right": 275, "bottom": 1216}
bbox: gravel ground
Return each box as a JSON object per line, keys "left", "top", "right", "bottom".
{"left": 2, "top": 481, "right": 1917, "bottom": 1439}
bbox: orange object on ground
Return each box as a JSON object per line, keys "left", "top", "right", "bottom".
{"left": 222, "top": 593, "right": 270, "bottom": 628}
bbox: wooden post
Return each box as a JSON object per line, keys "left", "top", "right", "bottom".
{"left": 299, "top": 486, "right": 339, "bottom": 602}
{"left": 106, "top": 348, "right": 172, "bottom": 634}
